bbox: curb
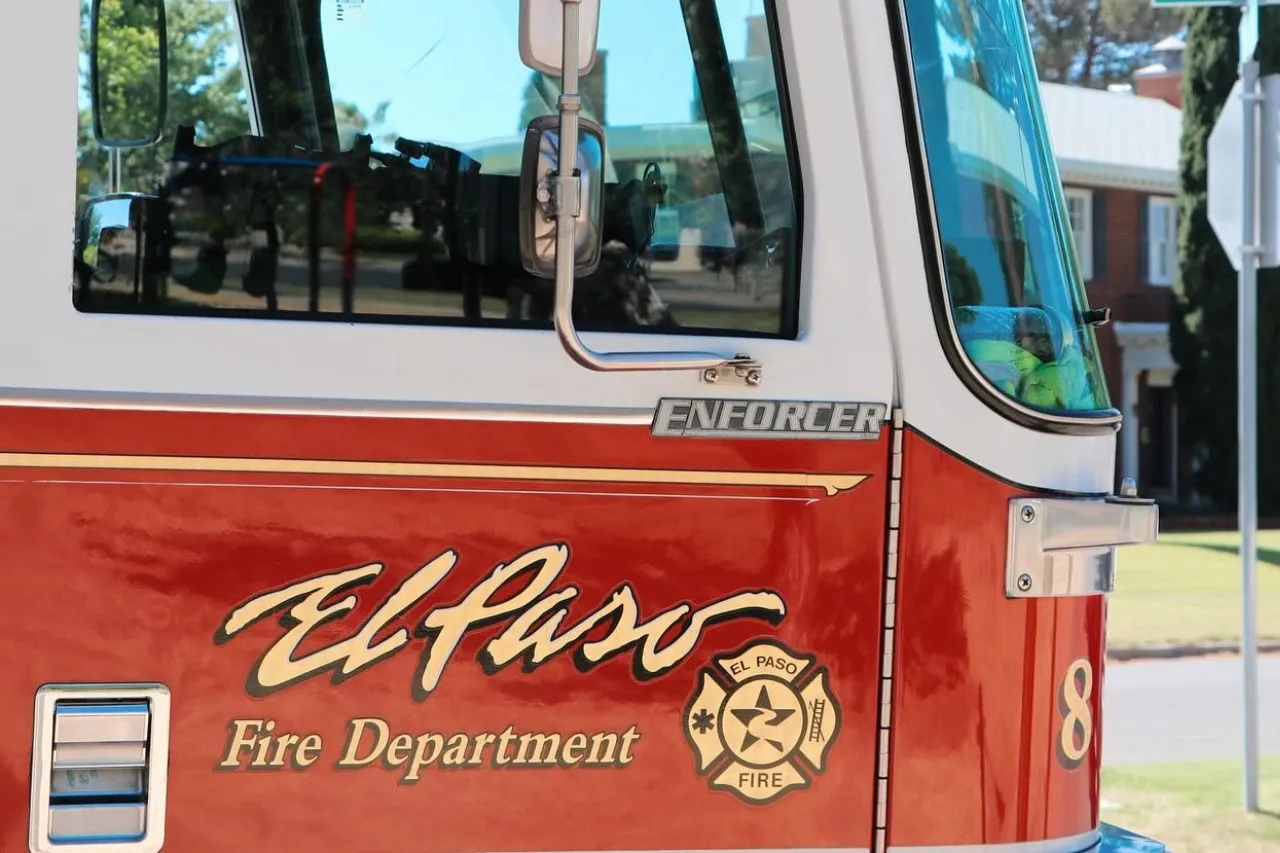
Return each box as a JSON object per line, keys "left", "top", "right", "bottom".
{"left": 1108, "top": 641, "right": 1280, "bottom": 661}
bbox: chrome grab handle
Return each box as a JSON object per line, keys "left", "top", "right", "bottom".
{"left": 1005, "top": 487, "right": 1159, "bottom": 598}
{"left": 550, "top": 0, "right": 760, "bottom": 382}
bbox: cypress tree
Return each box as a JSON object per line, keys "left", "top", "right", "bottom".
{"left": 1172, "top": 7, "right": 1280, "bottom": 512}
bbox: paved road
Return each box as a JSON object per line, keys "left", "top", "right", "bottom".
{"left": 1101, "top": 655, "right": 1280, "bottom": 765}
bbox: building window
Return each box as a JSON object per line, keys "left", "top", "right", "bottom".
{"left": 1064, "top": 188, "right": 1093, "bottom": 281}
{"left": 1147, "top": 197, "right": 1178, "bottom": 286}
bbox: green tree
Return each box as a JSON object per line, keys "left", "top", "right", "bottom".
{"left": 1023, "top": 0, "right": 1184, "bottom": 87}
{"left": 1171, "top": 7, "right": 1280, "bottom": 511}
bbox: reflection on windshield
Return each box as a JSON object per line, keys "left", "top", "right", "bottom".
{"left": 903, "top": 0, "right": 1110, "bottom": 414}
{"left": 72, "top": 0, "right": 801, "bottom": 339}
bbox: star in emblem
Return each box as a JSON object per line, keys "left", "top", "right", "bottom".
{"left": 690, "top": 708, "right": 716, "bottom": 734}
{"left": 729, "top": 685, "right": 796, "bottom": 754}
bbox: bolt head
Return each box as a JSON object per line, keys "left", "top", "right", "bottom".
{"left": 746, "top": 369, "right": 762, "bottom": 387}
{"left": 702, "top": 368, "right": 719, "bottom": 384}
{"left": 1017, "top": 573, "right": 1033, "bottom": 592}
{"left": 1021, "top": 506, "right": 1036, "bottom": 523}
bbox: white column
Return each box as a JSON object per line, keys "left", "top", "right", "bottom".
{"left": 1121, "top": 368, "right": 1141, "bottom": 486}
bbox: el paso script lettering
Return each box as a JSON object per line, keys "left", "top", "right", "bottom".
{"left": 214, "top": 543, "right": 787, "bottom": 701}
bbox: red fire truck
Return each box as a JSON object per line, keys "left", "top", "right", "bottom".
{"left": 6, "top": 0, "right": 1164, "bottom": 850}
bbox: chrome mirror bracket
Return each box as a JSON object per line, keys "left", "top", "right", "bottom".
{"left": 545, "top": 0, "right": 762, "bottom": 383}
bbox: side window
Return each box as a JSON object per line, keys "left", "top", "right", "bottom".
{"left": 1146, "top": 197, "right": 1177, "bottom": 287}
{"left": 73, "top": 0, "right": 801, "bottom": 339}
{"left": 1063, "top": 188, "right": 1092, "bottom": 282}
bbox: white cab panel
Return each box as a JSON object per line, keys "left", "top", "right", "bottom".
{"left": 0, "top": 1, "right": 894, "bottom": 420}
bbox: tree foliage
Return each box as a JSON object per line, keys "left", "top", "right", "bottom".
{"left": 1023, "top": 0, "right": 1183, "bottom": 87}
{"left": 78, "top": 0, "right": 387, "bottom": 243}
{"left": 78, "top": 0, "right": 251, "bottom": 198}
{"left": 1172, "top": 7, "right": 1280, "bottom": 511}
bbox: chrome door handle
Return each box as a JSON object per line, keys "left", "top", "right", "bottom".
{"left": 1006, "top": 491, "right": 1159, "bottom": 598}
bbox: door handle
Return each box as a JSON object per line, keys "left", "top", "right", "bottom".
{"left": 1005, "top": 485, "right": 1159, "bottom": 598}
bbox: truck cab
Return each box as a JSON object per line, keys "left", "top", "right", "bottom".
{"left": 2, "top": 1, "right": 1160, "bottom": 851}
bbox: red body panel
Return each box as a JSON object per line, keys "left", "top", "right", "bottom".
{"left": 887, "top": 431, "right": 1104, "bottom": 847}
{"left": 0, "top": 407, "right": 888, "bottom": 852}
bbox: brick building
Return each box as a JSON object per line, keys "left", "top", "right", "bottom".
{"left": 1040, "top": 47, "right": 1184, "bottom": 500}
{"left": 1132, "top": 36, "right": 1187, "bottom": 109}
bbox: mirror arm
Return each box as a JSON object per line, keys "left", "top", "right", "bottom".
{"left": 549, "top": 0, "right": 761, "bottom": 382}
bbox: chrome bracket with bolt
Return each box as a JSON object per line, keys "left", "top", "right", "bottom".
{"left": 1005, "top": 489, "right": 1159, "bottom": 599}
{"left": 699, "top": 355, "right": 763, "bottom": 387}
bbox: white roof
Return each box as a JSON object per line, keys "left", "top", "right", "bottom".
{"left": 449, "top": 80, "right": 1181, "bottom": 195}
{"left": 1039, "top": 81, "right": 1181, "bottom": 192}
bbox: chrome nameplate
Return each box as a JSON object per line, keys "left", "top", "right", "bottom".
{"left": 651, "top": 399, "right": 887, "bottom": 440}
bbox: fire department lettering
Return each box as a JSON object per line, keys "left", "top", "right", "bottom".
{"left": 651, "top": 398, "right": 887, "bottom": 440}
{"left": 214, "top": 542, "right": 787, "bottom": 701}
{"left": 216, "top": 717, "right": 642, "bottom": 783}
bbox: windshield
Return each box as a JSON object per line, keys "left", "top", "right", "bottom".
{"left": 901, "top": 0, "right": 1111, "bottom": 416}
{"left": 73, "top": 0, "right": 800, "bottom": 339}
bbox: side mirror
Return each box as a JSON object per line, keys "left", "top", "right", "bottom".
{"left": 519, "top": 0, "right": 600, "bottom": 75}
{"left": 91, "top": 0, "right": 169, "bottom": 148}
{"left": 519, "top": 114, "right": 606, "bottom": 279}
{"left": 74, "top": 193, "right": 167, "bottom": 300}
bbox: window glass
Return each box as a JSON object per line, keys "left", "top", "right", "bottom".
{"left": 902, "top": 0, "right": 1111, "bottom": 415}
{"left": 1147, "top": 197, "right": 1176, "bottom": 286}
{"left": 73, "top": 0, "right": 800, "bottom": 338}
{"left": 1064, "top": 190, "right": 1092, "bottom": 281}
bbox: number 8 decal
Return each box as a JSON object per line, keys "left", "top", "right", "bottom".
{"left": 1057, "top": 658, "right": 1094, "bottom": 770}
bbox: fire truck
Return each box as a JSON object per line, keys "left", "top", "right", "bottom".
{"left": 4, "top": 0, "right": 1165, "bottom": 850}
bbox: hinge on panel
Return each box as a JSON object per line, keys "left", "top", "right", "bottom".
{"left": 872, "top": 408, "right": 905, "bottom": 853}
{"left": 698, "top": 355, "right": 762, "bottom": 387}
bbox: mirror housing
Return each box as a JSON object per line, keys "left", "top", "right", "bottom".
{"left": 91, "top": 0, "right": 169, "bottom": 148}
{"left": 519, "top": 114, "right": 606, "bottom": 279}
{"left": 519, "top": 0, "right": 600, "bottom": 76}
{"left": 74, "top": 193, "right": 168, "bottom": 302}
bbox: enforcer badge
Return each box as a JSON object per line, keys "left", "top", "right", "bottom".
{"left": 652, "top": 399, "right": 887, "bottom": 440}
{"left": 682, "top": 639, "right": 841, "bottom": 804}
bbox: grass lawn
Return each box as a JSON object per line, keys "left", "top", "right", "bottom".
{"left": 1101, "top": 758, "right": 1280, "bottom": 853}
{"left": 1107, "top": 530, "right": 1280, "bottom": 649}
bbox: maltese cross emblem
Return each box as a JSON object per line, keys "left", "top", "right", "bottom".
{"left": 682, "top": 639, "right": 841, "bottom": 804}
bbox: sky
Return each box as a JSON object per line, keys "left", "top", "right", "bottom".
{"left": 319, "top": 0, "right": 765, "bottom": 147}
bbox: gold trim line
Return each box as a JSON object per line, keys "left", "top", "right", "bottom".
{"left": 0, "top": 453, "right": 868, "bottom": 497}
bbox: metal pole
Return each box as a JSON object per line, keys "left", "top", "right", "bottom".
{"left": 108, "top": 148, "right": 122, "bottom": 194}
{"left": 1239, "top": 56, "right": 1261, "bottom": 814}
{"left": 553, "top": 0, "right": 583, "bottom": 353}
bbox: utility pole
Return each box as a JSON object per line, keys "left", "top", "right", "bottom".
{"left": 1238, "top": 2, "right": 1261, "bottom": 812}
